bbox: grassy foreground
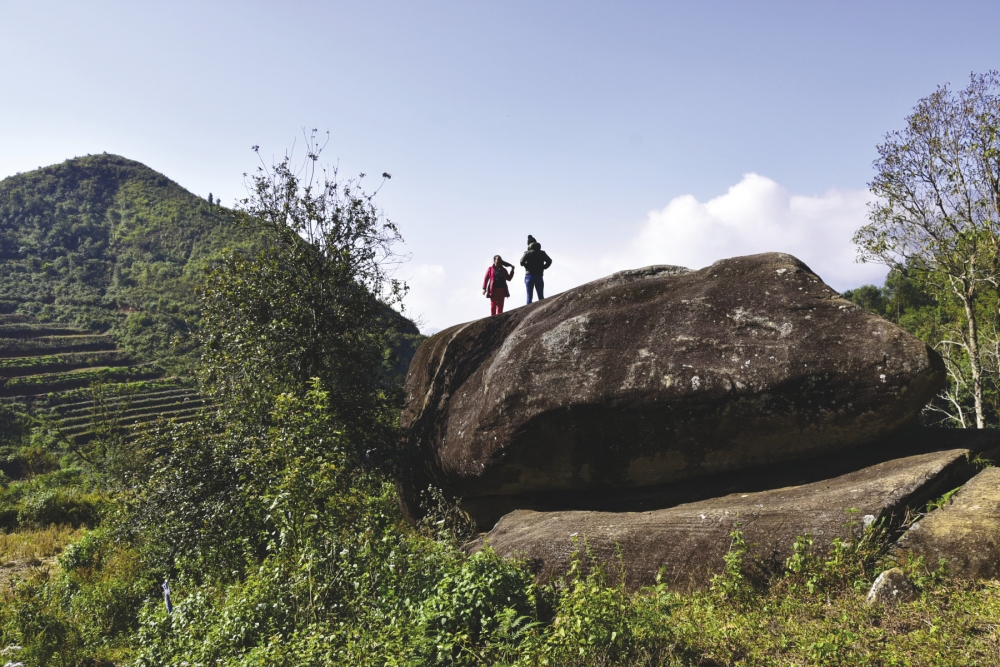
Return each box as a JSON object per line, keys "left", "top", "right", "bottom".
{"left": 1, "top": 482, "right": 999, "bottom": 667}
{"left": 5, "top": 139, "right": 999, "bottom": 665}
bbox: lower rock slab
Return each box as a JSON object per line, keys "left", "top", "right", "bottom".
{"left": 893, "top": 466, "right": 1000, "bottom": 579}
{"left": 469, "top": 449, "right": 973, "bottom": 590}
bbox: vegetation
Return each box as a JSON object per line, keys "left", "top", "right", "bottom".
{"left": 853, "top": 70, "right": 1000, "bottom": 428}
{"left": 0, "top": 153, "right": 250, "bottom": 373}
{"left": 0, "top": 334, "right": 115, "bottom": 357}
{"left": 4, "top": 94, "right": 1000, "bottom": 662}
{"left": 0, "top": 524, "right": 84, "bottom": 564}
{"left": 842, "top": 270, "right": 1000, "bottom": 427}
{"left": 0, "top": 351, "right": 129, "bottom": 377}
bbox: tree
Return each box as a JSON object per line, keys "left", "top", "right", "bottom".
{"left": 854, "top": 71, "right": 1000, "bottom": 428}
{"left": 134, "top": 133, "right": 410, "bottom": 581}
{"left": 199, "top": 131, "right": 407, "bottom": 456}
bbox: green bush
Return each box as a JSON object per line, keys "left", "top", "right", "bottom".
{"left": 59, "top": 526, "right": 106, "bottom": 571}
{"left": 411, "top": 548, "right": 539, "bottom": 666}
{"left": 16, "top": 488, "right": 103, "bottom": 528}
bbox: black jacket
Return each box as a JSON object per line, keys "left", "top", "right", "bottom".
{"left": 520, "top": 243, "right": 552, "bottom": 275}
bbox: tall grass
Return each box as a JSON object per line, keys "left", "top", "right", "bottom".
{"left": 0, "top": 524, "right": 83, "bottom": 562}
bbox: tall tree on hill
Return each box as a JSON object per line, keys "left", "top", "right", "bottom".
{"left": 854, "top": 71, "right": 1000, "bottom": 428}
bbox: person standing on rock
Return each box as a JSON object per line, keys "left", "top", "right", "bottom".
{"left": 520, "top": 235, "right": 552, "bottom": 304}
{"left": 483, "top": 255, "right": 515, "bottom": 316}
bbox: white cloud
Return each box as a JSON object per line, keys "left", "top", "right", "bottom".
{"left": 402, "top": 174, "right": 889, "bottom": 334}
{"left": 628, "top": 173, "right": 887, "bottom": 290}
{"left": 399, "top": 263, "right": 485, "bottom": 335}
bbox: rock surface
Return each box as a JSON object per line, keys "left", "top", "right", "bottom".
{"left": 469, "top": 449, "right": 974, "bottom": 591}
{"left": 893, "top": 466, "right": 1000, "bottom": 579}
{"left": 866, "top": 568, "right": 917, "bottom": 606}
{"left": 399, "top": 253, "right": 946, "bottom": 527}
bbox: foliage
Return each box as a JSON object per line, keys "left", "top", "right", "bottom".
{"left": 0, "top": 462, "right": 104, "bottom": 531}
{"left": 198, "top": 134, "right": 409, "bottom": 458}
{"left": 0, "top": 523, "right": 83, "bottom": 563}
{"left": 854, "top": 71, "right": 1000, "bottom": 428}
{"left": 0, "top": 333, "right": 114, "bottom": 356}
{"left": 411, "top": 548, "right": 540, "bottom": 665}
{"left": 8, "top": 386, "right": 1000, "bottom": 666}
{"left": 1, "top": 364, "right": 160, "bottom": 394}
{"left": 843, "top": 270, "right": 1000, "bottom": 426}
{"left": 0, "top": 350, "right": 127, "bottom": 375}
{"left": 0, "top": 153, "right": 253, "bottom": 374}
{"left": 10, "top": 135, "right": 1000, "bottom": 666}
{"left": 52, "top": 380, "right": 147, "bottom": 490}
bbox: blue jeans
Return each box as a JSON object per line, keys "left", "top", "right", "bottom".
{"left": 525, "top": 274, "right": 544, "bottom": 303}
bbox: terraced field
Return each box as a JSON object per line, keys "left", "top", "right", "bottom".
{"left": 0, "top": 314, "right": 208, "bottom": 443}
{"left": 48, "top": 383, "right": 207, "bottom": 444}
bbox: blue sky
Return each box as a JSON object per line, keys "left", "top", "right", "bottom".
{"left": 2, "top": 1, "right": 998, "bottom": 332}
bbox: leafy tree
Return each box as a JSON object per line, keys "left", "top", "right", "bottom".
{"left": 126, "top": 136, "right": 417, "bottom": 613}
{"left": 199, "top": 131, "right": 407, "bottom": 456}
{"left": 840, "top": 284, "right": 888, "bottom": 318}
{"left": 843, "top": 271, "right": 995, "bottom": 427}
{"left": 854, "top": 71, "right": 1000, "bottom": 427}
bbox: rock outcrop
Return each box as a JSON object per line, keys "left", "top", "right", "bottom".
{"left": 866, "top": 568, "right": 917, "bottom": 606}
{"left": 468, "top": 449, "right": 975, "bottom": 590}
{"left": 893, "top": 466, "right": 1000, "bottom": 579}
{"left": 399, "top": 253, "right": 946, "bottom": 527}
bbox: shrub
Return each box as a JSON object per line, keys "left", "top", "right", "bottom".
{"left": 411, "top": 548, "right": 539, "bottom": 666}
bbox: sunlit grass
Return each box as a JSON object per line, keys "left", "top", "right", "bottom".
{"left": 0, "top": 524, "right": 83, "bottom": 563}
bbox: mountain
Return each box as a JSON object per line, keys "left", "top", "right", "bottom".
{"left": 0, "top": 155, "right": 421, "bottom": 460}
{"left": 0, "top": 154, "right": 247, "bottom": 373}
{"left": 0, "top": 154, "right": 422, "bottom": 381}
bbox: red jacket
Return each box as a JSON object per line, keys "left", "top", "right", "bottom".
{"left": 483, "top": 265, "right": 513, "bottom": 299}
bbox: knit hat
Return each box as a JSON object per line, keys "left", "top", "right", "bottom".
{"left": 527, "top": 235, "right": 536, "bottom": 245}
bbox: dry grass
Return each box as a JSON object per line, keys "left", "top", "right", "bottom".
{"left": 0, "top": 524, "right": 83, "bottom": 564}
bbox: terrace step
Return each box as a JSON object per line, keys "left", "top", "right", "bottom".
{"left": 0, "top": 351, "right": 131, "bottom": 378}
{"left": 0, "top": 366, "right": 163, "bottom": 397}
{"left": 0, "top": 323, "right": 93, "bottom": 338}
{"left": 0, "top": 314, "right": 37, "bottom": 324}
{"left": 0, "top": 335, "right": 116, "bottom": 358}
{"left": 121, "top": 405, "right": 205, "bottom": 425}
{"left": 43, "top": 379, "right": 191, "bottom": 408}
{"left": 56, "top": 392, "right": 203, "bottom": 419}
{"left": 68, "top": 408, "right": 203, "bottom": 443}
{"left": 53, "top": 387, "right": 197, "bottom": 414}
{"left": 57, "top": 398, "right": 207, "bottom": 429}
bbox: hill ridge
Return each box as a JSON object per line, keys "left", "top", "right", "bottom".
{"left": 0, "top": 153, "right": 247, "bottom": 373}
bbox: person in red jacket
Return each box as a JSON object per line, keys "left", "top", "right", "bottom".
{"left": 482, "top": 255, "right": 515, "bottom": 316}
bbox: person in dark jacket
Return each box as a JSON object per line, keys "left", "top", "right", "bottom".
{"left": 520, "top": 235, "right": 552, "bottom": 304}
{"left": 482, "top": 255, "right": 515, "bottom": 316}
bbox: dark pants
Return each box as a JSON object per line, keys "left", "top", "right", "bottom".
{"left": 525, "top": 274, "right": 544, "bottom": 303}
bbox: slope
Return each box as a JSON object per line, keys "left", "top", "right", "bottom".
{"left": 0, "top": 153, "right": 247, "bottom": 373}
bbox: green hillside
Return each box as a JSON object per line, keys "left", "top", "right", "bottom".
{"left": 0, "top": 154, "right": 246, "bottom": 373}
{"left": 0, "top": 154, "right": 420, "bottom": 452}
{"left": 0, "top": 153, "right": 421, "bottom": 543}
{"left": 0, "top": 310, "right": 203, "bottom": 460}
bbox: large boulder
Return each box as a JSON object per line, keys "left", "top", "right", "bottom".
{"left": 469, "top": 448, "right": 976, "bottom": 591}
{"left": 398, "top": 253, "right": 946, "bottom": 527}
{"left": 893, "top": 466, "right": 1000, "bottom": 579}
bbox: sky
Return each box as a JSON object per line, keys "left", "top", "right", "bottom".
{"left": 2, "top": 1, "right": 999, "bottom": 333}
